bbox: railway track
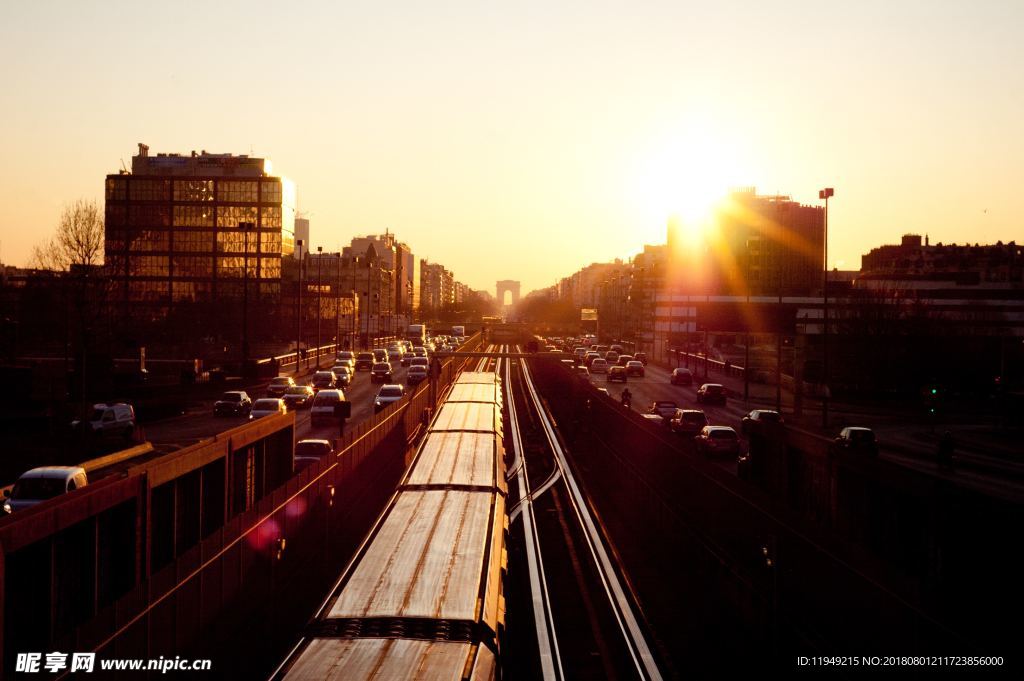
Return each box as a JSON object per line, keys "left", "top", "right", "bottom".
{"left": 504, "top": 345, "right": 665, "bottom": 680}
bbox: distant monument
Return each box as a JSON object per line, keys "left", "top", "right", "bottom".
{"left": 496, "top": 280, "right": 521, "bottom": 307}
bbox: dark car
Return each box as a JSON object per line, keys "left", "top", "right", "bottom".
{"left": 616, "top": 354, "right": 634, "bottom": 367}
{"left": 282, "top": 385, "right": 315, "bottom": 410}
{"left": 694, "top": 426, "right": 742, "bottom": 458}
{"left": 625, "top": 360, "right": 645, "bottom": 377}
{"left": 670, "top": 409, "right": 708, "bottom": 436}
{"left": 354, "top": 352, "right": 375, "bottom": 372}
{"left": 607, "top": 366, "right": 628, "bottom": 383}
{"left": 833, "top": 427, "right": 878, "bottom": 456}
{"left": 741, "top": 409, "right": 784, "bottom": 434}
{"left": 371, "top": 362, "right": 393, "bottom": 383}
{"left": 311, "top": 371, "right": 337, "bottom": 392}
{"left": 696, "top": 383, "right": 726, "bottom": 405}
{"left": 407, "top": 365, "right": 428, "bottom": 386}
{"left": 267, "top": 376, "right": 295, "bottom": 397}
{"left": 634, "top": 352, "right": 648, "bottom": 365}
{"left": 294, "top": 439, "right": 333, "bottom": 473}
{"left": 214, "top": 391, "right": 252, "bottom": 416}
{"left": 670, "top": 368, "right": 694, "bottom": 386}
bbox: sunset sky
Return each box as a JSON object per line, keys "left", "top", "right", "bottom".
{"left": 1, "top": 1, "right": 1021, "bottom": 295}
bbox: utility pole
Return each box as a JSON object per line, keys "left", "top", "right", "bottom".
{"left": 296, "top": 238, "right": 304, "bottom": 369}
{"left": 239, "top": 221, "right": 255, "bottom": 362}
{"left": 819, "top": 187, "right": 834, "bottom": 429}
{"left": 316, "top": 245, "right": 323, "bottom": 368}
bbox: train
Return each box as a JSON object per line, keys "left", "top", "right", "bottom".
{"left": 270, "top": 369, "right": 507, "bottom": 680}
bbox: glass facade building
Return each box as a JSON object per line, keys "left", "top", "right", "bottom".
{"left": 105, "top": 144, "right": 295, "bottom": 320}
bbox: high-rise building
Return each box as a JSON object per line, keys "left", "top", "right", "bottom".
{"left": 293, "top": 217, "right": 310, "bottom": 257}
{"left": 104, "top": 143, "right": 295, "bottom": 322}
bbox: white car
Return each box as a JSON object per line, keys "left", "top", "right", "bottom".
{"left": 250, "top": 398, "right": 286, "bottom": 420}
{"left": 4, "top": 466, "right": 88, "bottom": 514}
{"left": 72, "top": 402, "right": 135, "bottom": 440}
{"left": 590, "top": 358, "right": 609, "bottom": 374}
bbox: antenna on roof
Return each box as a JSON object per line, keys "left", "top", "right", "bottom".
{"left": 120, "top": 158, "right": 128, "bottom": 173}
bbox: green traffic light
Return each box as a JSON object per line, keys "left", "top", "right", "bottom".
{"left": 930, "top": 388, "right": 937, "bottom": 395}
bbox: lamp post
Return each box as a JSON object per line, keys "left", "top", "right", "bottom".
{"left": 239, "top": 221, "right": 255, "bottom": 362}
{"left": 316, "top": 246, "right": 323, "bottom": 368}
{"left": 296, "top": 238, "right": 304, "bottom": 369}
{"left": 819, "top": 187, "right": 834, "bottom": 429}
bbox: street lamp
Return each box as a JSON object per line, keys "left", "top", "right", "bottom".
{"left": 819, "top": 187, "right": 834, "bottom": 428}
{"left": 316, "top": 245, "right": 323, "bottom": 368}
{"left": 239, "top": 221, "right": 256, "bottom": 362}
{"left": 296, "top": 238, "right": 304, "bottom": 368}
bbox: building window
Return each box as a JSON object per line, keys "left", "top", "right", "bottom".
{"left": 172, "top": 256, "right": 213, "bottom": 278}
{"left": 128, "top": 281, "right": 169, "bottom": 302}
{"left": 259, "top": 257, "right": 281, "bottom": 279}
{"left": 128, "top": 179, "right": 171, "bottom": 201}
{"left": 173, "top": 179, "right": 215, "bottom": 202}
{"left": 260, "top": 180, "right": 282, "bottom": 204}
{"left": 106, "top": 178, "right": 128, "bottom": 201}
{"left": 259, "top": 282, "right": 281, "bottom": 296}
{"left": 216, "top": 257, "right": 256, "bottom": 278}
{"left": 128, "top": 205, "right": 171, "bottom": 227}
{"left": 172, "top": 281, "right": 212, "bottom": 302}
{"left": 106, "top": 204, "right": 126, "bottom": 226}
{"left": 128, "top": 256, "right": 169, "bottom": 277}
{"left": 216, "top": 205, "right": 258, "bottom": 228}
{"left": 216, "top": 231, "right": 258, "bottom": 254}
{"left": 260, "top": 205, "right": 281, "bottom": 229}
{"left": 259, "top": 232, "right": 282, "bottom": 253}
{"left": 174, "top": 231, "right": 214, "bottom": 252}
{"left": 173, "top": 205, "right": 214, "bottom": 227}
{"left": 216, "top": 180, "right": 258, "bottom": 203}
{"left": 127, "top": 231, "right": 170, "bottom": 252}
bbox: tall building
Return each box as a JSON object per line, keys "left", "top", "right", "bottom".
{"left": 420, "top": 261, "right": 454, "bottom": 311}
{"left": 293, "top": 217, "right": 310, "bottom": 257}
{"left": 104, "top": 143, "right": 295, "bottom": 322}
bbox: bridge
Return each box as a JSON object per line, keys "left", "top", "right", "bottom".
{"left": 0, "top": 330, "right": 1018, "bottom": 678}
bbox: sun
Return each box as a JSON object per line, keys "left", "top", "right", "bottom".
{"left": 630, "top": 121, "right": 750, "bottom": 246}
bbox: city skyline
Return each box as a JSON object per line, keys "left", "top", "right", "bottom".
{"left": 2, "top": 1, "right": 1022, "bottom": 294}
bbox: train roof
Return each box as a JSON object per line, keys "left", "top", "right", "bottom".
{"left": 406, "top": 431, "right": 507, "bottom": 492}
{"left": 282, "top": 638, "right": 496, "bottom": 680}
{"left": 446, "top": 382, "right": 502, "bottom": 406}
{"left": 431, "top": 402, "right": 502, "bottom": 435}
{"left": 454, "top": 371, "right": 499, "bottom": 385}
{"left": 327, "top": 490, "right": 505, "bottom": 624}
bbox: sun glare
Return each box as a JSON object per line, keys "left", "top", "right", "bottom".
{"left": 631, "top": 122, "right": 750, "bottom": 247}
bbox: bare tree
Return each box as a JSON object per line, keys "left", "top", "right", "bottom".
{"left": 32, "top": 199, "right": 104, "bottom": 271}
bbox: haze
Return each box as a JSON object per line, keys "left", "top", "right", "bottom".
{"left": 1, "top": 0, "right": 1021, "bottom": 293}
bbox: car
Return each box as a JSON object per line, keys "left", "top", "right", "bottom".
{"left": 354, "top": 352, "right": 375, "bottom": 371}
{"left": 635, "top": 352, "right": 648, "bottom": 365}
{"left": 590, "top": 358, "right": 609, "bottom": 374}
{"left": 310, "top": 389, "right": 348, "bottom": 426}
{"left": 670, "top": 409, "right": 708, "bottom": 436}
{"left": 370, "top": 362, "right": 393, "bottom": 383}
{"left": 607, "top": 366, "right": 628, "bottom": 383}
{"left": 641, "top": 413, "right": 665, "bottom": 424}
{"left": 335, "top": 351, "right": 356, "bottom": 369}
{"left": 596, "top": 387, "right": 610, "bottom": 397}
{"left": 741, "top": 409, "right": 784, "bottom": 434}
{"left": 648, "top": 400, "right": 678, "bottom": 420}
{"left": 605, "top": 351, "right": 620, "bottom": 365}
{"left": 214, "top": 391, "right": 252, "bottom": 417}
{"left": 333, "top": 365, "right": 353, "bottom": 386}
{"left": 833, "top": 427, "right": 878, "bottom": 456}
{"left": 3, "top": 466, "right": 89, "bottom": 514}
{"left": 372, "top": 349, "right": 388, "bottom": 363}
{"left": 670, "top": 368, "right": 694, "bottom": 386}
{"left": 387, "top": 347, "right": 404, "bottom": 363}
{"left": 694, "top": 426, "right": 742, "bottom": 458}
{"left": 250, "top": 398, "right": 286, "bottom": 420}
{"left": 574, "top": 366, "right": 591, "bottom": 381}
{"left": 407, "top": 365, "right": 429, "bottom": 386}
{"left": 409, "top": 356, "right": 429, "bottom": 369}
{"left": 282, "top": 385, "right": 315, "bottom": 410}
{"left": 610, "top": 344, "right": 624, "bottom": 354}
{"left": 583, "top": 351, "right": 601, "bottom": 367}
{"left": 625, "top": 360, "right": 645, "bottom": 377}
{"left": 616, "top": 354, "right": 634, "bottom": 367}
{"left": 72, "top": 402, "right": 136, "bottom": 439}
{"left": 294, "top": 439, "right": 333, "bottom": 473}
{"left": 412, "top": 346, "right": 428, "bottom": 359}
{"left": 696, "top": 383, "right": 726, "bottom": 405}
{"left": 573, "top": 347, "right": 588, "bottom": 361}
{"left": 267, "top": 376, "right": 296, "bottom": 397}
{"left": 374, "top": 383, "right": 405, "bottom": 412}
{"left": 311, "top": 371, "right": 337, "bottom": 392}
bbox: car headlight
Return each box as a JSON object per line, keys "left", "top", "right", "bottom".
{"left": 3, "top": 503, "right": 11, "bottom": 514}
{"left": 375, "top": 400, "right": 381, "bottom": 406}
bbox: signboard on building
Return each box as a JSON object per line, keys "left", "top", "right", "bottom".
{"left": 581, "top": 308, "right": 598, "bottom": 321}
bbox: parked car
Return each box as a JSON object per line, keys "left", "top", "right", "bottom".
{"left": 283, "top": 385, "right": 315, "bottom": 410}
{"left": 3, "top": 466, "right": 89, "bottom": 514}
{"left": 634, "top": 352, "right": 648, "bottom": 365}
{"left": 374, "top": 384, "right": 405, "bottom": 412}
{"left": 267, "top": 376, "right": 295, "bottom": 397}
{"left": 832, "top": 427, "right": 878, "bottom": 456}
{"left": 293, "top": 439, "right": 333, "bottom": 473}
{"left": 590, "top": 358, "right": 609, "bottom": 374}
{"left": 407, "top": 365, "right": 429, "bottom": 386}
{"left": 741, "top": 409, "right": 784, "bottom": 434}
{"left": 670, "top": 409, "right": 708, "bottom": 436}
{"left": 72, "top": 402, "right": 136, "bottom": 439}
{"left": 311, "top": 371, "right": 337, "bottom": 391}
{"left": 625, "top": 360, "right": 645, "bottom": 377}
{"left": 695, "top": 426, "right": 742, "bottom": 458}
{"left": 355, "top": 352, "right": 375, "bottom": 371}
{"left": 696, "top": 383, "right": 727, "bottom": 405}
{"left": 310, "top": 389, "right": 348, "bottom": 426}
{"left": 648, "top": 400, "right": 678, "bottom": 420}
{"left": 214, "top": 391, "right": 252, "bottom": 417}
{"left": 250, "top": 398, "right": 286, "bottom": 420}
{"left": 607, "top": 366, "right": 628, "bottom": 383}
{"left": 670, "top": 368, "right": 694, "bottom": 386}
{"left": 371, "top": 362, "right": 393, "bottom": 383}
